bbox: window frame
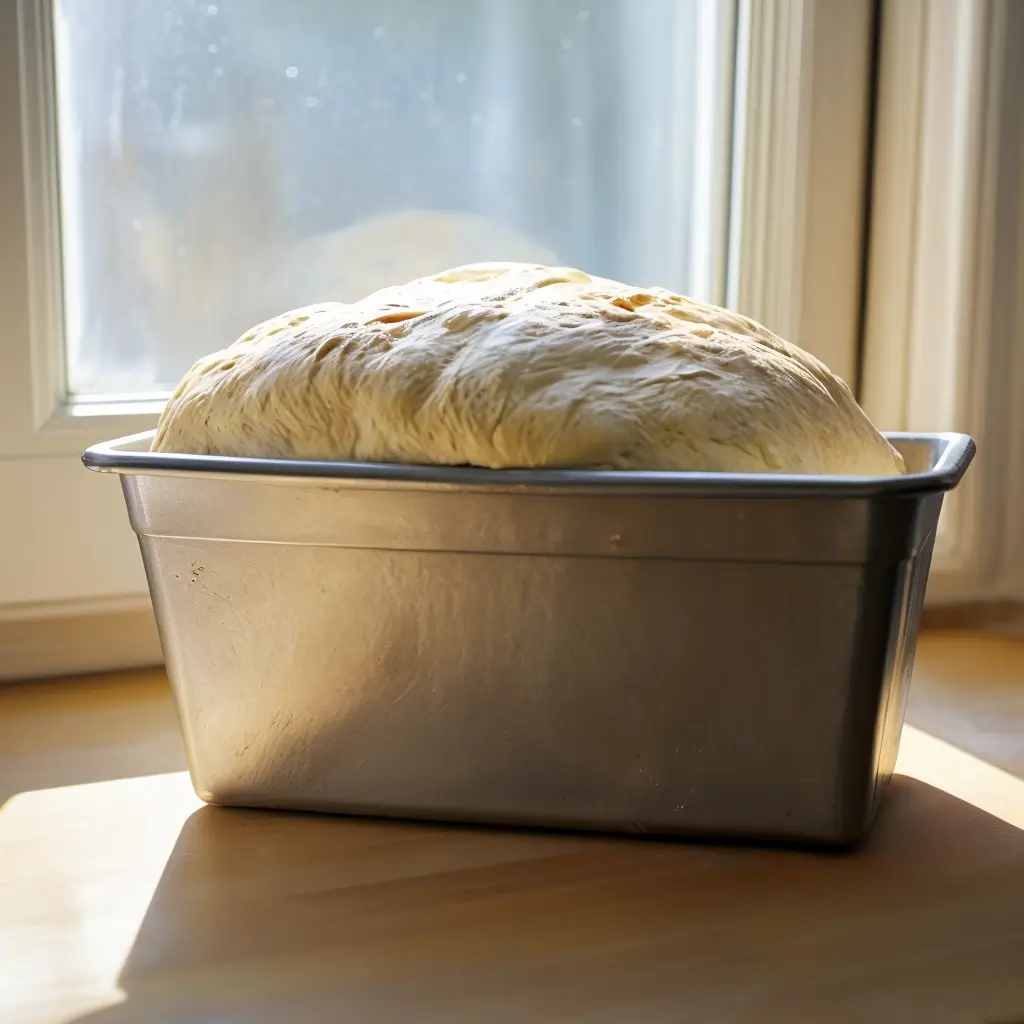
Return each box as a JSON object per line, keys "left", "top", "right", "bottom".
{"left": 4, "top": 0, "right": 955, "bottom": 674}
{"left": 5, "top": 0, "right": 880, "bottom": 458}
{"left": 861, "top": 0, "right": 1024, "bottom": 604}
{"left": 728, "top": 0, "right": 875, "bottom": 389}
{"left": 7, "top": 0, "right": 167, "bottom": 461}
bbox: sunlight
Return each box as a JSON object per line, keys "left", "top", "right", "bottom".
{"left": 1, "top": 728, "right": 1021, "bottom": 1023}
{"left": 897, "top": 725, "right": 1024, "bottom": 829}
{"left": 0, "top": 772, "right": 201, "bottom": 1024}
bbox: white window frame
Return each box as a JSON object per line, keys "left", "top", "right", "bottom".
{"left": 7, "top": 0, "right": 163, "bottom": 454}
{"left": 861, "top": 0, "right": 1024, "bottom": 605}
{"left": 0, "top": 0, "right": 904, "bottom": 676}
{"left": 2, "top": 0, "right": 177, "bottom": 676}
{"left": 728, "top": 0, "right": 875, "bottom": 388}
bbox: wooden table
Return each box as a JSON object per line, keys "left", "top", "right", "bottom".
{"left": 1, "top": 632, "right": 1023, "bottom": 1023}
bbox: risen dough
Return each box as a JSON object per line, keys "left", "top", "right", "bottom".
{"left": 153, "top": 262, "right": 903, "bottom": 476}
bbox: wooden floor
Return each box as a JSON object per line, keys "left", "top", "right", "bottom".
{"left": 1, "top": 631, "right": 1022, "bottom": 1023}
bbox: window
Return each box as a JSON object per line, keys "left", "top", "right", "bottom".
{"left": 13, "top": 0, "right": 1020, "bottom": 678}
{"left": 55, "top": 0, "right": 733, "bottom": 398}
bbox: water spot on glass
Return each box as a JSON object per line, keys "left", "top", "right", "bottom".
{"left": 285, "top": 65, "right": 298, "bottom": 78}
{"left": 470, "top": 111, "right": 482, "bottom": 125}
{"left": 207, "top": 43, "right": 218, "bottom": 54}
{"left": 571, "top": 116, "right": 583, "bottom": 128}
{"left": 176, "top": 245, "right": 187, "bottom": 257}
{"left": 207, "top": 3, "right": 218, "bottom": 13}
{"left": 455, "top": 71, "right": 467, "bottom": 85}
{"left": 560, "top": 37, "right": 573, "bottom": 50}
{"left": 304, "top": 96, "right": 319, "bottom": 108}
{"left": 577, "top": 8, "right": 591, "bottom": 21}
{"left": 214, "top": 66, "right": 223, "bottom": 77}
{"left": 372, "top": 25, "right": 385, "bottom": 40}
{"left": 131, "top": 218, "right": 142, "bottom": 232}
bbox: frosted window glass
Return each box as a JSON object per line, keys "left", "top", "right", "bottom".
{"left": 54, "top": 0, "right": 731, "bottom": 395}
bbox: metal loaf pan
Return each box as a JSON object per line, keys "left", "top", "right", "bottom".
{"left": 84, "top": 431, "right": 974, "bottom": 845}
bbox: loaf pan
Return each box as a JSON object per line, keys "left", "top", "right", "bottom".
{"left": 84, "top": 430, "right": 974, "bottom": 844}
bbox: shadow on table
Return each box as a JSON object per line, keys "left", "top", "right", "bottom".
{"left": 70, "top": 775, "right": 1024, "bottom": 1024}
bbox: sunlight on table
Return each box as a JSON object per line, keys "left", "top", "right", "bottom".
{"left": 0, "top": 724, "right": 1022, "bottom": 1024}
{"left": 0, "top": 773, "right": 201, "bottom": 1023}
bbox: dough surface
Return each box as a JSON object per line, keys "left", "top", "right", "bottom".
{"left": 153, "top": 262, "right": 904, "bottom": 476}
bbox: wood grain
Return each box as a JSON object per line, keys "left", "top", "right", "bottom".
{"left": 1, "top": 634, "right": 1023, "bottom": 1024}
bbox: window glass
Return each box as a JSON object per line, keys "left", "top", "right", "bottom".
{"left": 55, "top": 0, "right": 731, "bottom": 395}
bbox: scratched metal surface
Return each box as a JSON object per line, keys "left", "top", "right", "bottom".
{"left": 88, "top": 433, "right": 973, "bottom": 844}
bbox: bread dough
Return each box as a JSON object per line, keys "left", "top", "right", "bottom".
{"left": 153, "top": 262, "right": 904, "bottom": 476}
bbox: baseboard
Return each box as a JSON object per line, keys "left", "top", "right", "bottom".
{"left": 921, "top": 601, "right": 1024, "bottom": 638}
{"left": 0, "top": 605, "right": 164, "bottom": 681}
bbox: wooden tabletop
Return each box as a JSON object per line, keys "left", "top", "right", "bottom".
{"left": 1, "top": 632, "right": 1023, "bottom": 1024}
